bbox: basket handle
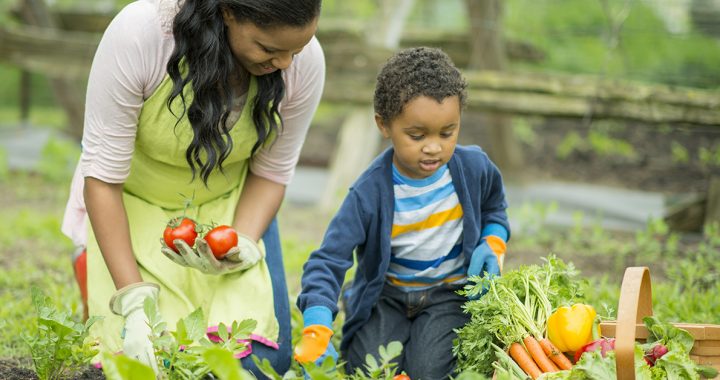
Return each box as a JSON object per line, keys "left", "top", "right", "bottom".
{"left": 615, "top": 267, "right": 653, "bottom": 380}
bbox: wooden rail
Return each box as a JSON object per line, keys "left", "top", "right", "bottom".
{"left": 4, "top": 23, "right": 717, "bottom": 127}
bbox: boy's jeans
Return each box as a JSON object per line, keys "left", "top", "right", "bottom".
{"left": 343, "top": 282, "right": 470, "bottom": 379}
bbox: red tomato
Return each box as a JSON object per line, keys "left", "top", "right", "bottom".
{"left": 163, "top": 217, "right": 198, "bottom": 252}
{"left": 393, "top": 375, "right": 411, "bottom": 380}
{"left": 205, "top": 225, "right": 239, "bottom": 259}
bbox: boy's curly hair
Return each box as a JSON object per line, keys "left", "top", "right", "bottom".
{"left": 374, "top": 47, "right": 467, "bottom": 124}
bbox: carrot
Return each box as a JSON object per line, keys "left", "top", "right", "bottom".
{"left": 509, "top": 342, "right": 542, "bottom": 379}
{"left": 539, "top": 338, "right": 573, "bottom": 370}
{"left": 523, "top": 335, "right": 559, "bottom": 373}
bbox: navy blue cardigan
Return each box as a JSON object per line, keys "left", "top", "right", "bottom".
{"left": 296, "top": 145, "right": 510, "bottom": 351}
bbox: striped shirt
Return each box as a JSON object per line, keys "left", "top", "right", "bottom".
{"left": 386, "top": 164, "right": 466, "bottom": 291}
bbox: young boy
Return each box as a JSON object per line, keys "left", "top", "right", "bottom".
{"left": 294, "top": 47, "right": 510, "bottom": 379}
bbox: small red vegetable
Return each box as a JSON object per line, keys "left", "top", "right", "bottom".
{"left": 205, "top": 225, "right": 239, "bottom": 259}
{"left": 393, "top": 375, "right": 411, "bottom": 380}
{"left": 163, "top": 217, "right": 198, "bottom": 252}
{"left": 574, "top": 338, "right": 615, "bottom": 363}
{"left": 644, "top": 344, "right": 669, "bottom": 366}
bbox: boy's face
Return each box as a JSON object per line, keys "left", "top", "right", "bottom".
{"left": 376, "top": 95, "right": 461, "bottom": 179}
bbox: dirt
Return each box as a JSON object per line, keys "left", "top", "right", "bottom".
{"left": 0, "top": 359, "right": 37, "bottom": 380}
{"left": 0, "top": 359, "right": 105, "bottom": 380}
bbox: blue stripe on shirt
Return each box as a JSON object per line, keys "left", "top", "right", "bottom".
{"left": 392, "top": 164, "right": 447, "bottom": 187}
{"left": 389, "top": 243, "right": 463, "bottom": 270}
{"left": 394, "top": 182, "right": 456, "bottom": 212}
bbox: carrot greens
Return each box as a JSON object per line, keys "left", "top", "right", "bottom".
{"left": 455, "top": 255, "right": 585, "bottom": 376}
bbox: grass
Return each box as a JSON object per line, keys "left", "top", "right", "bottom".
{"left": 0, "top": 106, "right": 68, "bottom": 130}
{"left": 0, "top": 176, "right": 78, "bottom": 359}
{"left": 503, "top": 0, "right": 720, "bottom": 88}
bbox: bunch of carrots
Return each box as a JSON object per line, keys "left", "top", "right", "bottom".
{"left": 479, "top": 265, "right": 575, "bottom": 379}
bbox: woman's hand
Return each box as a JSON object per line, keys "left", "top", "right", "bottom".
{"left": 161, "top": 235, "right": 263, "bottom": 275}
{"left": 109, "top": 282, "right": 161, "bottom": 374}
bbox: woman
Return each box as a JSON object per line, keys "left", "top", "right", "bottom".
{"left": 61, "top": 0, "right": 324, "bottom": 375}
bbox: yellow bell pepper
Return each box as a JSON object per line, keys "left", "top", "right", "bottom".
{"left": 547, "top": 303, "right": 597, "bottom": 352}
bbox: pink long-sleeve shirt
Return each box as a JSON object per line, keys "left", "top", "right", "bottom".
{"left": 62, "top": 0, "right": 325, "bottom": 246}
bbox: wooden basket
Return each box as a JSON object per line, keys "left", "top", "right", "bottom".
{"left": 598, "top": 267, "right": 720, "bottom": 380}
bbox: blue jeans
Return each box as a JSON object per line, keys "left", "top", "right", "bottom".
{"left": 240, "top": 219, "right": 292, "bottom": 378}
{"left": 343, "top": 283, "right": 470, "bottom": 379}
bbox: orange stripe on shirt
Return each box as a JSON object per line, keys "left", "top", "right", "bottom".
{"left": 391, "top": 204, "right": 464, "bottom": 238}
{"left": 386, "top": 274, "right": 467, "bottom": 287}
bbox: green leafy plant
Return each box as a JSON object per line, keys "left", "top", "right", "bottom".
{"left": 556, "top": 131, "right": 584, "bottom": 160}
{"left": 699, "top": 145, "right": 720, "bottom": 168}
{"left": 37, "top": 136, "right": 80, "bottom": 183}
{"left": 101, "top": 352, "right": 156, "bottom": 380}
{"left": 23, "top": 287, "right": 101, "bottom": 380}
{"left": 150, "top": 300, "right": 255, "bottom": 380}
{"left": 255, "top": 341, "right": 405, "bottom": 380}
{"left": 455, "top": 255, "right": 585, "bottom": 376}
{"left": 102, "top": 299, "right": 256, "bottom": 380}
{"left": 670, "top": 141, "right": 690, "bottom": 164}
{"left": 587, "top": 130, "right": 637, "bottom": 160}
{"left": 512, "top": 117, "right": 538, "bottom": 146}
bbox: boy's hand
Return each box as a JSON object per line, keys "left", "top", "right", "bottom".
{"left": 467, "top": 235, "right": 506, "bottom": 299}
{"left": 294, "top": 306, "right": 337, "bottom": 370}
{"left": 467, "top": 236, "right": 505, "bottom": 277}
{"left": 294, "top": 325, "right": 337, "bottom": 364}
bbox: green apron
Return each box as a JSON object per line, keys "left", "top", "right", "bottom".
{"left": 86, "top": 74, "right": 279, "bottom": 355}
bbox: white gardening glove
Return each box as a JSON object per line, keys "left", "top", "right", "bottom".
{"left": 224, "top": 232, "right": 264, "bottom": 268}
{"left": 109, "top": 282, "right": 160, "bottom": 374}
{"left": 161, "top": 234, "right": 263, "bottom": 275}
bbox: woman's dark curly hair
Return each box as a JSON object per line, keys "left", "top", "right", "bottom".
{"left": 167, "top": 0, "right": 321, "bottom": 184}
{"left": 374, "top": 47, "right": 467, "bottom": 124}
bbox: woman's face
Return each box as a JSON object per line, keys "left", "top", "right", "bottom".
{"left": 222, "top": 10, "right": 318, "bottom": 76}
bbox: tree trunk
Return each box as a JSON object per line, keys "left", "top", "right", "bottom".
{"left": 321, "top": 0, "right": 415, "bottom": 211}
{"left": 466, "top": 0, "right": 506, "bottom": 71}
{"left": 465, "top": 0, "right": 523, "bottom": 174}
{"left": 19, "top": 0, "right": 85, "bottom": 140}
{"left": 19, "top": 71, "right": 31, "bottom": 125}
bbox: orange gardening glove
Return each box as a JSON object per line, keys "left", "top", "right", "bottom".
{"left": 294, "top": 306, "right": 338, "bottom": 368}
{"left": 294, "top": 324, "right": 335, "bottom": 364}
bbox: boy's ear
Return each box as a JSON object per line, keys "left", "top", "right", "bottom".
{"left": 221, "top": 7, "right": 234, "bottom": 26}
{"left": 375, "top": 114, "right": 391, "bottom": 139}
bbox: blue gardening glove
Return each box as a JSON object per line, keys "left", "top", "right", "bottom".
{"left": 467, "top": 239, "right": 502, "bottom": 278}
{"left": 467, "top": 224, "right": 508, "bottom": 299}
{"left": 294, "top": 306, "right": 337, "bottom": 376}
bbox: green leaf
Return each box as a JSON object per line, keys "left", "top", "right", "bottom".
{"left": 455, "top": 370, "right": 491, "bottom": 380}
{"left": 642, "top": 316, "right": 694, "bottom": 353}
{"left": 251, "top": 357, "right": 286, "bottom": 380}
{"left": 101, "top": 352, "right": 156, "bottom": 380}
{"left": 384, "top": 341, "right": 402, "bottom": 360}
{"left": 202, "top": 347, "right": 255, "bottom": 380}
{"left": 364, "top": 354, "right": 379, "bottom": 371}
{"left": 183, "top": 307, "right": 207, "bottom": 342}
{"left": 654, "top": 350, "right": 700, "bottom": 380}
{"left": 573, "top": 350, "right": 616, "bottom": 379}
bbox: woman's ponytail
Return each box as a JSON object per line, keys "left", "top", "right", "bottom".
{"left": 167, "top": 0, "right": 236, "bottom": 185}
